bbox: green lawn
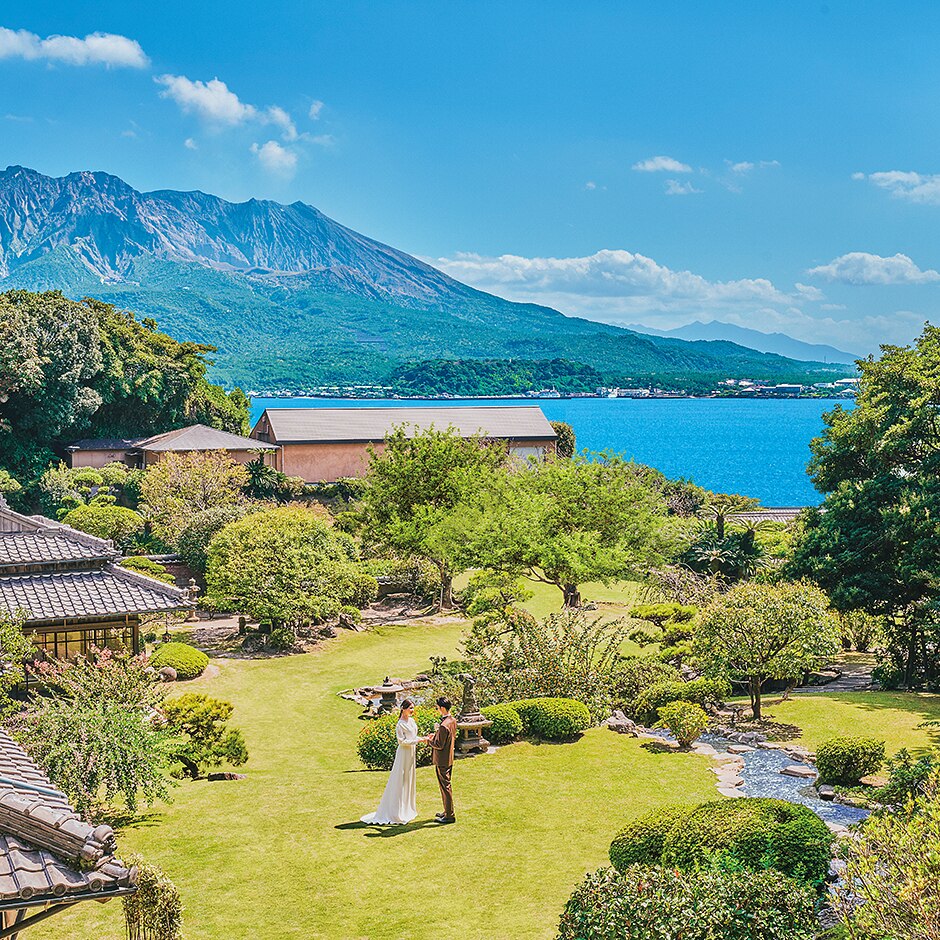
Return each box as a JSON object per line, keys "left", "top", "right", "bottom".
{"left": 763, "top": 691, "right": 940, "bottom": 755}
{"left": 36, "top": 616, "right": 714, "bottom": 940}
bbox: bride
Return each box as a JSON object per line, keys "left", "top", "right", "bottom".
{"left": 361, "top": 699, "right": 420, "bottom": 825}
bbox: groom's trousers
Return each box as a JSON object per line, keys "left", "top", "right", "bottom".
{"left": 436, "top": 764, "right": 455, "bottom": 818}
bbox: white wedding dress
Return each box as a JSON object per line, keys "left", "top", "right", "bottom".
{"left": 361, "top": 717, "right": 419, "bottom": 825}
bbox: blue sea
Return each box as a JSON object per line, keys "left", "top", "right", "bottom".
{"left": 249, "top": 397, "right": 849, "bottom": 506}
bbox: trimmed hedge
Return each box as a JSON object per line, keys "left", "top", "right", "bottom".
{"left": 609, "top": 806, "right": 692, "bottom": 869}
{"left": 655, "top": 700, "right": 709, "bottom": 747}
{"left": 558, "top": 866, "right": 816, "bottom": 940}
{"left": 481, "top": 703, "right": 523, "bottom": 744}
{"left": 356, "top": 707, "right": 438, "bottom": 771}
{"left": 815, "top": 735, "right": 886, "bottom": 786}
{"left": 149, "top": 642, "right": 209, "bottom": 680}
{"left": 633, "top": 677, "right": 731, "bottom": 724}
{"left": 508, "top": 697, "right": 591, "bottom": 741}
{"left": 661, "top": 797, "right": 833, "bottom": 886}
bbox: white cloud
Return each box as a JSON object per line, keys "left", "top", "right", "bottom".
{"left": 156, "top": 75, "right": 257, "bottom": 125}
{"left": 795, "top": 282, "right": 825, "bottom": 301}
{"left": 184, "top": 137, "right": 197, "bottom": 150}
{"left": 855, "top": 169, "right": 940, "bottom": 205}
{"left": 584, "top": 181, "right": 597, "bottom": 190}
{"left": 632, "top": 155, "right": 692, "bottom": 173}
{"left": 250, "top": 140, "right": 298, "bottom": 175}
{"left": 727, "top": 159, "right": 779, "bottom": 174}
{"left": 664, "top": 179, "right": 701, "bottom": 196}
{"left": 266, "top": 105, "right": 297, "bottom": 141}
{"left": 308, "top": 133, "right": 336, "bottom": 147}
{"left": 0, "top": 27, "right": 148, "bottom": 67}
{"left": 807, "top": 252, "right": 940, "bottom": 285}
{"left": 308, "top": 99, "right": 324, "bottom": 120}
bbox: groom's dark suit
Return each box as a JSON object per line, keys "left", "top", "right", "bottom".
{"left": 430, "top": 714, "right": 457, "bottom": 820}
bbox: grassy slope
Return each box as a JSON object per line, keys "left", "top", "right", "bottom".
{"left": 34, "top": 615, "right": 714, "bottom": 940}
{"left": 763, "top": 691, "right": 940, "bottom": 755}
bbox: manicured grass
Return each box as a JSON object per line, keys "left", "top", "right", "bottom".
{"left": 763, "top": 691, "right": 940, "bottom": 755}
{"left": 35, "top": 617, "right": 714, "bottom": 940}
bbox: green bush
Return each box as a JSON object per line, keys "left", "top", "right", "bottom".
{"left": 149, "top": 642, "right": 209, "bottom": 680}
{"left": 661, "top": 797, "right": 833, "bottom": 886}
{"left": 267, "top": 627, "right": 296, "bottom": 651}
{"left": 876, "top": 747, "right": 939, "bottom": 803}
{"left": 62, "top": 503, "right": 145, "bottom": 549}
{"left": 610, "top": 657, "right": 679, "bottom": 710}
{"left": 815, "top": 736, "right": 886, "bottom": 786}
{"left": 356, "top": 707, "right": 438, "bottom": 770}
{"left": 633, "top": 677, "right": 731, "bottom": 724}
{"left": 655, "top": 700, "right": 709, "bottom": 747}
{"left": 508, "top": 697, "right": 591, "bottom": 741}
{"left": 119, "top": 556, "right": 176, "bottom": 585}
{"left": 558, "top": 865, "right": 816, "bottom": 940}
{"left": 609, "top": 805, "right": 692, "bottom": 869}
{"left": 481, "top": 703, "right": 523, "bottom": 744}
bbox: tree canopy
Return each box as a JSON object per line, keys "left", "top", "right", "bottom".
{"left": 694, "top": 580, "right": 839, "bottom": 719}
{"left": 788, "top": 324, "right": 940, "bottom": 686}
{"left": 0, "top": 290, "right": 249, "bottom": 480}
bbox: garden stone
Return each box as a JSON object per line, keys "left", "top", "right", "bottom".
{"left": 605, "top": 711, "right": 639, "bottom": 736}
{"left": 828, "top": 858, "right": 847, "bottom": 880}
{"left": 780, "top": 764, "right": 817, "bottom": 779}
{"left": 726, "top": 744, "right": 753, "bottom": 754}
{"left": 158, "top": 666, "right": 177, "bottom": 682}
{"left": 818, "top": 785, "right": 836, "bottom": 801}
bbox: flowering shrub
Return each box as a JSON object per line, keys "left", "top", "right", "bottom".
{"left": 558, "top": 866, "right": 816, "bottom": 940}
{"left": 654, "top": 700, "right": 709, "bottom": 747}
{"left": 356, "top": 707, "right": 438, "bottom": 770}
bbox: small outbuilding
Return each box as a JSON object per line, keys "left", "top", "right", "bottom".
{"left": 0, "top": 499, "right": 190, "bottom": 657}
{"left": 66, "top": 424, "right": 276, "bottom": 470}
{"left": 250, "top": 406, "right": 558, "bottom": 482}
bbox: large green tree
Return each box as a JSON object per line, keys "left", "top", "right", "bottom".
{"left": 0, "top": 290, "right": 249, "bottom": 480}
{"left": 360, "top": 426, "right": 507, "bottom": 608}
{"left": 788, "top": 324, "right": 940, "bottom": 687}
{"left": 470, "top": 454, "right": 673, "bottom": 607}
{"left": 694, "top": 580, "right": 839, "bottom": 719}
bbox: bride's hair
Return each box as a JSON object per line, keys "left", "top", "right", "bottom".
{"left": 399, "top": 698, "right": 414, "bottom": 716}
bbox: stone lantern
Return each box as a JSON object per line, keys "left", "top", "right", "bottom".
{"left": 372, "top": 677, "right": 404, "bottom": 716}
{"left": 456, "top": 673, "right": 492, "bottom": 754}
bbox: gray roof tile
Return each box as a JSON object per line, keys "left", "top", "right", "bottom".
{"left": 136, "top": 423, "right": 273, "bottom": 452}
{"left": 0, "top": 533, "right": 114, "bottom": 568}
{"left": 257, "top": 406, "right": 558, "bottom": 443}
{"left": 0, "top": 566, "right": 187, "bottom": 621}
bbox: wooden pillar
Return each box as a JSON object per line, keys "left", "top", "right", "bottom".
{"left": 131, "top": 615, "right": 140, "bottom": 655}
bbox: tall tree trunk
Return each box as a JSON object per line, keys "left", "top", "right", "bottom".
{"left": 716, "top": 513, "right": 725, "bottom": 541}
{"left": 905, "top": 618, "right": 918, "bottom": 688}
{"left": 750, "top": 677, "right": 762, "bottom": 720}
{"left": 562, "top": 584, "right": 582, "bottom": 608}
{"left": 439, "top": 572, "right": 454, "bottom": 610}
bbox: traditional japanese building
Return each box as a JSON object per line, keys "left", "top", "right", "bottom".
{"left": 66, "top": 423, "right": 277, "bottom": 470}
{"left": 0, "top": 499, "right": 190, "bottom": 657}
{"left": 0, "top": 729, "right": 137, "bottom": 935}
{"left": 250, "top": 405, "right": 558, "bottom": 482}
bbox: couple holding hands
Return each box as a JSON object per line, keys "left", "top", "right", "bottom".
{"left": 361, "top": 697, "right": 457, "bottom": 826}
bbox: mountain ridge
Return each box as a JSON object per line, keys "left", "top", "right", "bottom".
{"left": 0, "top": 165, "right": 852, "bottom": 390}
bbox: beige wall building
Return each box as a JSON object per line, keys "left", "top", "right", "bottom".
{"left": 251, "top": 406, "right": 558, "bottom": 482}
{"left": 67, "top": 424, "right": 276, "bottom": 469}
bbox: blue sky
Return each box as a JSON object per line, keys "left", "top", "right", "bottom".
{"left": 2, "top": 1, "right": 939, "bottom": 353}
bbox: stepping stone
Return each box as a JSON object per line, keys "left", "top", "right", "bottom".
{"left": 818, "top": 785, "right": 836, "bottom": 801}
{"left": 758, "top": 742, "right": 783, "bottom": 749}
{"left": 780, "top": 765, "right": 817, "bottom": 779}
{"left": 726, "top": 744, "right": 753, "bottom": 754}
{"left": 717, "top": 786, "right": 746, "bottom": 798}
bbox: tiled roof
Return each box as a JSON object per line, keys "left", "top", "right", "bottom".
{"left": 0, "top": 731, "right": 136, "bottom": 910}
{"left": 728, "top": 508, "right": 805, "bottom": 524}
{"left": 136, "top": 423, "right": 273, "bottom": 452}
{"left": 65, "top": 438, "right": 139, "bottom": 451}
{"left": 257, "top": 406, "right": 558, "bottom": 443}
{"left": 0, "top": 532, "right": 115, "bottom": 569}
{"left": 0, "top": 566, "right": 188, "bottom": 622}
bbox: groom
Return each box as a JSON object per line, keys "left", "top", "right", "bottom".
{"left": 427, "top": 697, "right": 457, "bottom": 824}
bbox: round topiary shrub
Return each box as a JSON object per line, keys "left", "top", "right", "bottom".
{"left": 149, "top": 642, "right": 210, "bottom": 681}
{"left": 558, "top": 865, "right": 817, "bottom": 940}
{"left": 654, "top": 700, "right": 710, "bottom": 747}
{"left": 633, "top": 678, "right": 731, "bottom": 725}
{"left": 815, "top": 735, "right": 886, "bottom": 786}
{"left": 509, "top": 697, "right": 591, "bottom": 741}
{"left": 356, "top": 707, "right": 438, "bottom": 770}
{"left": 661, "top": 797, "right": 833, "bottom": 886}
{"left": 609, "top": 805, "right": 692, "bottom": 869}
{"left": 481, "top": 703, "right": 523, "bottom": 744}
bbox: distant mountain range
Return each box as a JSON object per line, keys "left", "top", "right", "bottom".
{"left": 0, "top": 166, "right": 852, "bottom": 390}
{"left": 628, "top": 320, "right": 861, "bottom": 365}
